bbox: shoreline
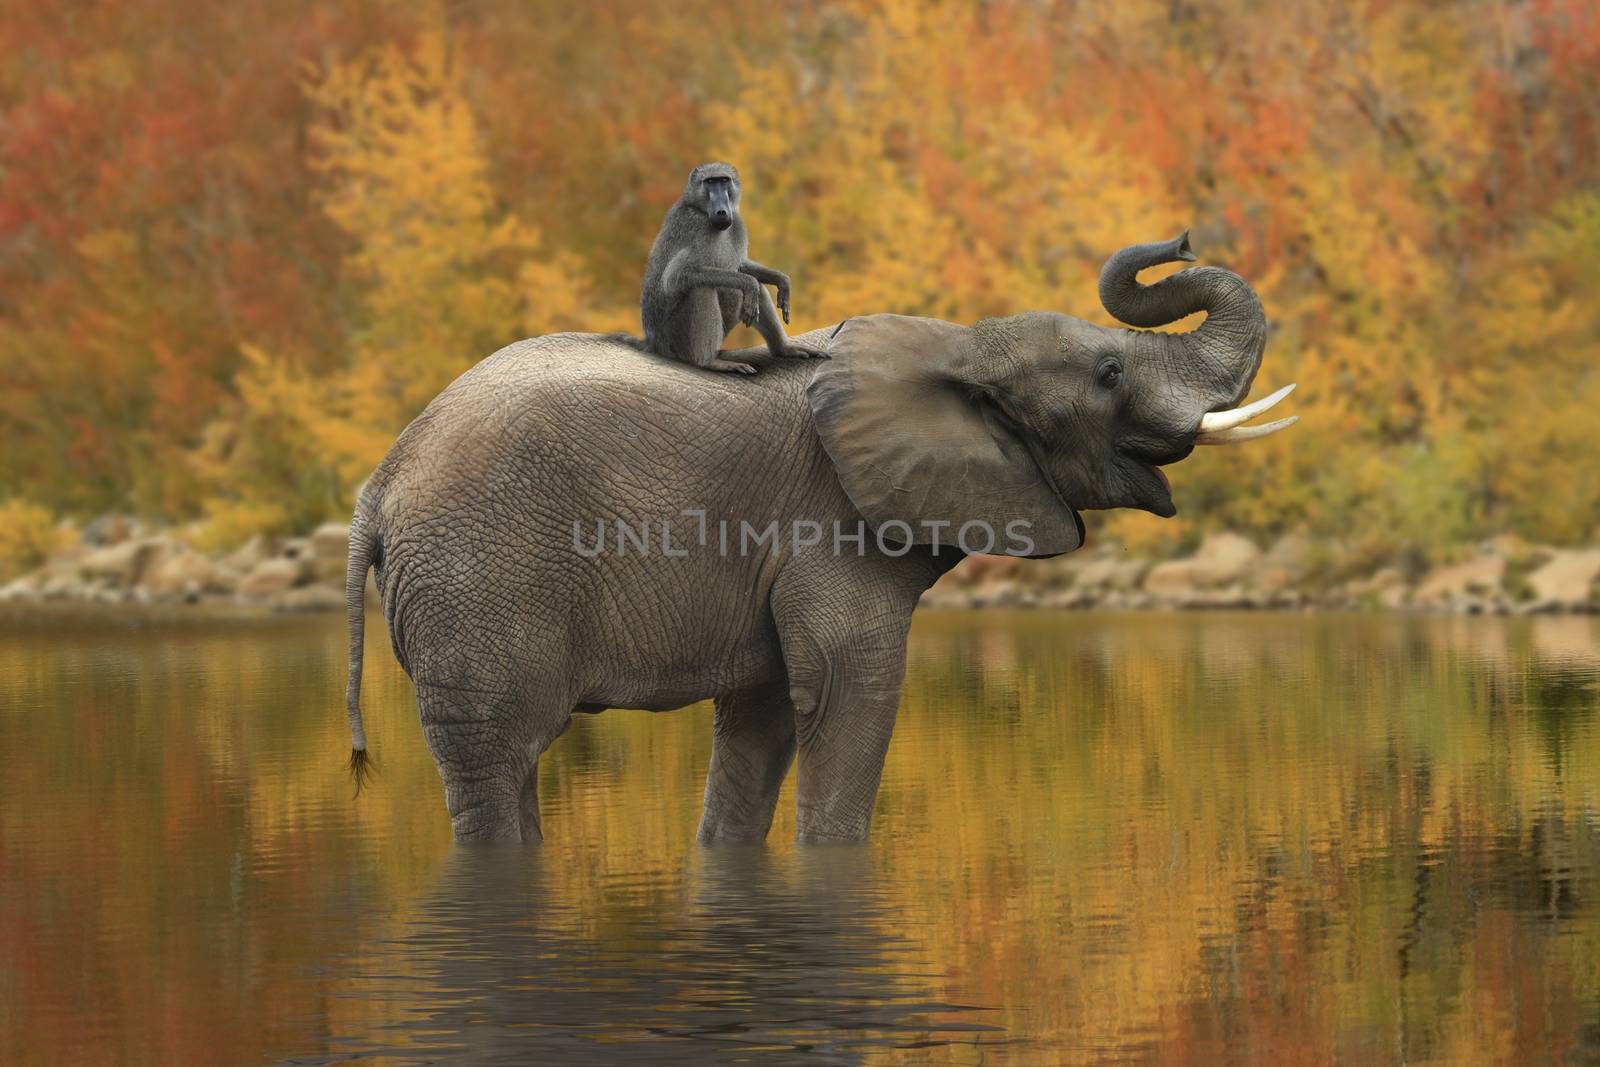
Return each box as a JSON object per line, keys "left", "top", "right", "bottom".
{"left": 3, "top": 524, "right": 1597, "bottom": 618}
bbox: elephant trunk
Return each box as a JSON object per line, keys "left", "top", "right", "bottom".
{"left": 1097, "top": 231, "right": 1267, "bottom": 409}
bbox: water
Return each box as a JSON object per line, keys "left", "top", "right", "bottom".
{"left": 2, "top": 607, "right": 1598, "bottom": 1065}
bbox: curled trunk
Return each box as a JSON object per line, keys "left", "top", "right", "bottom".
{"left": 1098, "top": 231, "right": 1267, "bottom": 409}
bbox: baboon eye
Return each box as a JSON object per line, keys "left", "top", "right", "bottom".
{"left": 1098, "top": 360, "right": 1124, "bottom": 389}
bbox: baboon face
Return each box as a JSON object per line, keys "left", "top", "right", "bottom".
{"left": 687, "top": 162, "right": 740, "bottom": 231}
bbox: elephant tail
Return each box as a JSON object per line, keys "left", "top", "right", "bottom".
{"left": 345, "top": 516, "right": 379, "bottom": 795}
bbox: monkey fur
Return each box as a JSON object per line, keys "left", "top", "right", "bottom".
{"left": 628, "top": 162, "right": 827, "bottom": 376}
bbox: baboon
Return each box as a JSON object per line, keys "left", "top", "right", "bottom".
{"left": 633, "top": 162, "right": 827, "bottom": 375}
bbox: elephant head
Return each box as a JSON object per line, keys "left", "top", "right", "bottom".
{"left": 807, "top": 232, "right": 1296, "bottom": 556}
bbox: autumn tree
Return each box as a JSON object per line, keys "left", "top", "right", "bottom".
{"left": 2, "top": 0, "right": 1597, "bottom": 560}
{"left": 190, "top": 26, "right": 628, "bottom": 537}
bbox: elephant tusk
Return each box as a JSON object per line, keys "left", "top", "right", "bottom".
{"left": 1194, "top": 415, "right": 1299, "bottom": 445}
{"left": 1197, "top": 383, "right": 1297, "bottom": 433}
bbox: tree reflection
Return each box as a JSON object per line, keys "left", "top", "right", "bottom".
{"left": 0, "top": 609, "right": 1597, "bottom": 1064}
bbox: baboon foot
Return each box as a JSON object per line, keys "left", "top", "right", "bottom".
{"left": 707, "top": 358, "right": 759, "bottom": 375}
{"left": 778, "top": 344, "right": 830, "bottom": 360}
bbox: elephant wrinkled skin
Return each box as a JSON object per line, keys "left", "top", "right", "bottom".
{"left": 343, "top": 235, "right": 1294, "bottom": 844}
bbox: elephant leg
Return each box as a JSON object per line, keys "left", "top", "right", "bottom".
{"left": 697, "top": 677, "right": 797, "bottom": 844}
{"left": 772, "top": 573, "right": 918, "bottom": 844}
{"left": 416, "top": 681, "right": 568, "bottom": 843}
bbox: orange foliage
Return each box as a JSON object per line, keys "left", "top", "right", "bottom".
{"left": 0, "top": 0, "right": 1597, "bottom": 554}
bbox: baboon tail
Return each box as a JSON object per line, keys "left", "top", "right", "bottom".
{"left": 345, "top": 516, "right": 378, "bottom": 795}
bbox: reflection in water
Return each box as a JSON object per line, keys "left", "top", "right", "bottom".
{"left": 322, "top": 847, "right": 1001, "bottom": 1064}
{"left": 0, "top": 607, "right": 1598, "bottom": 1064}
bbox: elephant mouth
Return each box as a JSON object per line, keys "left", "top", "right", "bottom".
{"left": 1119, "top": 443, "right": 1191, "bottom": 518}
{"left": 1113, "top": 383, "right": 1301, "bottom": 518}
{"left": 1125, "top": 443, "right": 1193, "bottom": 468}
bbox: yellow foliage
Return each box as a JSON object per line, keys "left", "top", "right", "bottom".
{"left": 24, "top": 0, "right": 1578, "bottom": 557}
{"left": 186, "top": 498, "right": 292, "bottom": 554}
{"left": 1461, "top": 194, "right": 1600, "bottom": 545}
{"left": 0, "top": 499, "right": 64, "bottom": 582}
{"left": 201, "top": 28, "right": 631, "bottom": 520}
{"left": 303, "top": 30, "right": 540, "bottom": 467}
{"left": 709, "top": 4, "right": 1182, "bottom": 332}
{"left": 519, "top": 251, "right": 637, "bottom": 336}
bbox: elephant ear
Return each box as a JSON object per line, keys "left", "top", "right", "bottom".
{"left": 808, "top": 314, "right": 1084, "bottom": 557}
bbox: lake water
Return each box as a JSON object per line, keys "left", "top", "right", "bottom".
{"left": 2, "top": 608, "right": 1598, "bottom": 1065}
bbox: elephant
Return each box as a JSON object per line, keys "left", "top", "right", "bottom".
{"left": 341, "top": 232, "right": 1296, "bottom": 844}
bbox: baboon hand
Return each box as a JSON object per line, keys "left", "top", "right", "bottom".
{"left": 775, "top": 282, "right": 792, "bottom": 324}
{"left": 739, "top": 280, "right": 762, "bottom": 327}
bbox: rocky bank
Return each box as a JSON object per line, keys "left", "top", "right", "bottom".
{"left": 3, "top": 521, "right": 1597, "bottom": 615}
{"left": 921, "top": 531, "right": 1600, "bottom": 614}
{"left": 0, "top": 518, "right": 357, "bottom": 613}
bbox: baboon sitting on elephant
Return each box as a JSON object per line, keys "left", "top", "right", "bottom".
{"left": 343, "top": 232, "right": 1296, "bottom": 844}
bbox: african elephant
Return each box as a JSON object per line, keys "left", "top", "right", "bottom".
{"left": 342, "top": 233, "right": 1295, "bottom": 844}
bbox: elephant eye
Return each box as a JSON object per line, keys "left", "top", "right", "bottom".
{"left": 1097, "top": 360, "right": 1124, "bottom": 389}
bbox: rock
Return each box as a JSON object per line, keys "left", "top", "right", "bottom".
{"left": 1187, "top": 532, "right": 1263, "bottom": 586}
{"left": 1255, "top": 534, "right": 1312, "bottom": 594}
{"left": 918, "top": 586, "right": 965, "bottom": 608}
{"left": 1524, "top": 549, "right": 1600, "bottom": 608}
{"left": 308, "top": 523, "right": 351, "bottom": 582}
{"left": 39, "top": 571, "right": 90, "bottom": 601}
{"left": 310, "top": 522, "right": 350, "bottom": 558}
{"left": 1187, "top": 584, "right": 1257, "bottom": 609}
{"left": 1029, "top": 552, "right": 1094, "bottom": 590}
{"left": 77, "top": 537, "right": 173, "bottom": 588}
{"left": 271, "top": 537, "right": 324, "bottom": 584}
{"left": 1263, "top": 533, "right": 1313, "bottom": 569}
{"left": 1041, "top": 587, "right": 1098, "bottom": 609}
{"left": 1414, "top": 554, "right": 1506, "bottom": 606}
{"left": 1102, "top": 589, "right": 1154, "bottom": 610}
{"left": 137, "top": 547, "right": 219, "bottom": 601}
{"left": 221, "top": 535, "right": 278, "bottom": 575}
{"left": 0, "top": 575, "right": 40, "bottom": 601}
{"left": 80, "top": 513, "right": 144, "bottom": 548}
{"left": 969, "top": 578, "right": 1021, "bottom": 606}
{"left": 208, "top": 566, "right": 243, "bottom": 595}
{"left": 954, "top": 554, "right": 1023, "bottom": 587}
{"left": 236, "top": 558, "right": 303, "bottom": 598}
{"left": 1378, "top": 579, "right": 1411, "bottom": 610}
{"left": 1074, "top": 557, "right": 1148, "bottom": 592}
{"left": 271, "top": 585, "right": 343, "bottom": 613}
{"left": 1335, "top": 566, "right": 1408, "bottom": 609}
{"left": 1143, "top": 533, "right": 1262, "bottom": 603}
{"left": 1479, "top": 533, "right": 1530, "bottom": 559}
{"left": 1143, "top": 559, "right": 1201, "bottom": 602}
